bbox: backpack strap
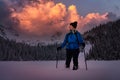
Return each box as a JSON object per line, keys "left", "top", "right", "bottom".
{"left": 66, "top": 32, "right": 71, "bottom": 43}
{"left": 74, "top": 31, "right": 80, "bottom": 45}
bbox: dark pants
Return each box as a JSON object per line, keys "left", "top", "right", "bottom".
{"left": 66, "top": 49, "right": 80, "bottom": 67}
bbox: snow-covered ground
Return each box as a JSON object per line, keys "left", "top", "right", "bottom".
{"left": 0, "top": 53, "right": 120, "bottom": 80}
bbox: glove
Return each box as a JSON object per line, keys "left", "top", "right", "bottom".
{"left": 81, "top": 43, "right": 85, "bottom": 49}
{"left": 57, "top": 47, "right": 62, "bottom": 51}
{"left": 80, "top": 43, "right": 85, "bottom": 52}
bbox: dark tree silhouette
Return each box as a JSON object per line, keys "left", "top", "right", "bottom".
{"left": 0, "top": 36, "right": 66, "bottom": 61}
{"left": 84, "top": 19, "right": 120, "bottom": 60}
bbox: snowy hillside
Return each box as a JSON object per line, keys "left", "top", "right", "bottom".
{"left": 0, "top": 25, "right": 60, "bottom": 45}
{"left": 84, "top": 19, "right": 120, "bottom": 60}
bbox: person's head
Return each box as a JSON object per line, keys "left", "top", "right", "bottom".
{"left": 69, "top": 21, "right": 78, "bottom": 31}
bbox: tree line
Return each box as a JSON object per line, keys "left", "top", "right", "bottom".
{"left": 0, "top": 36, "right": 66, "bottom": 61}
{"left": 84, "top": 19, "right": 120, "bottom": 60}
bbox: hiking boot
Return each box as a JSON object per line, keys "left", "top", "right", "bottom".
{"left": 66, "top": 65, "right": 70, "bottom": 68}
{"left": 73, "top": 66, "right": 78, "bottom": 70}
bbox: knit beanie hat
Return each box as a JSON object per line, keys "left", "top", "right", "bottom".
{"left": 70, "top": 21, "right": 77, "bottom": 28}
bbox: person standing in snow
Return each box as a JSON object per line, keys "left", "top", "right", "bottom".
{"left": 57, "top": 21, "right": 85, "bottom": 70}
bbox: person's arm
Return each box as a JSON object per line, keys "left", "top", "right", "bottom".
{"left": 77, "top": 32, "right": 85, "bottom": 48}
{"left": 57, "top": 34, "right": 68, "bottom": 51}
{"left": 77, "top": 32, "right": 84, "bottom": 43}
{"left": 61, "top": 34, "right": 68, "bottom": 48}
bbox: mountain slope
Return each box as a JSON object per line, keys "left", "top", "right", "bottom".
{"left": 0, "top": 25, "right": 6, "bottom": 38}
{"left": 84, "top": 19, "right": 120, "bottom": 60}
{"left": 0, "top": 24, "right": 64, "bottom": 46}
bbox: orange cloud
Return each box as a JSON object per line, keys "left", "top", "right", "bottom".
{"left": 79, "top": 12, "right": 108, "bottom": 27}
{"left": 68, "top": 5, "right": 79, "bottom": 22}
{"left": 11, "top": 1, "right": 67, "bottom": 36}
{"left": 11, "top": 0, "right": 109, "bottom": 36}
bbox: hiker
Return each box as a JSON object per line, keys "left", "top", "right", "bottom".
{"left": 57, "top": 21, "right": 85, "bottom": 70}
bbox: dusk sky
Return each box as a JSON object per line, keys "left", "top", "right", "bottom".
{"left": 55, "top": 0, "right": 120, "bottom": 17}
{"left": 0, "top": 0, "right": 120, "bottom": 38}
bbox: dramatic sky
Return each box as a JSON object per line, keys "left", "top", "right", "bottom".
{"left": 55, "top": 0, "right": 120, "bottom": 17}
{"left": 0, "top": 0, "right": 120, "bottom": 39}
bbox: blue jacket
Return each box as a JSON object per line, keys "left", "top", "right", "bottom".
{"left": 61, "top": 30, "right": 84, "bottom": 49}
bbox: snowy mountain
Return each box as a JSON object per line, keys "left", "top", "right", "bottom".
{"left": 0, "top": 24, "right": 58, "bottom": 45}
{"left": 0, "top": 25, "right": 6, "bottom": 38}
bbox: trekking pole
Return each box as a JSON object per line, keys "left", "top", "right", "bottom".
{"left": 83, "top": 49, "right": 88, "bottom": 70}
{"left": 56, "top": 49, "right": 59, "bottom": 68}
